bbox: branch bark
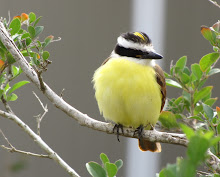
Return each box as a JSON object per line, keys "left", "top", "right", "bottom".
{"left": 0, "top": 110, "right": 79, "bottom": 177}
{"left": 0, "top": 20, "right": 220, "bottom": 175}
{"left": 0, "top": 129, "right": 50, "bottom": 158}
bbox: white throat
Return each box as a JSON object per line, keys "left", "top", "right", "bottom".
{"left": 110, "top": 51, "right": 156, "bottom": 67}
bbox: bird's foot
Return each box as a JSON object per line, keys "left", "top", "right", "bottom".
{"left": 113, "top": 124, "right": 124, "bottom": 142}
{"left": 134, "top": 125, "right": 144, "bottom": 139}
{"left": 149, "top": 123, "right": 154, "bottom": 130}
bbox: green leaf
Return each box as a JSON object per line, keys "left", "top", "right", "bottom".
{"left": 176, "top": 56, "right": 187, "bottom": 71}
{"left": 197, "top": 79, "right": 207, "bottom": 90}
{"left": 28, "top": 26, "right": 35, "bottom": 39}
{"left": 17, "top": 29, "right": 24, "bottom": 34}
{"left": 199, "top": 53, "right": 220, "bottom": 72}
{"left": 187, "top": 135, "right": 210, "bottom": 165}
{"left": 191, "top": 63, "right": 203, "bottom": 80}
{"left": 204, "top": 98, "right": 218, "bottom": 107}
{"left": 4, "top": 83, "right": 10, "bottom": 94}
{"left": 183, "top": 90, "right": 191, "bottom": 103}
{"left": 114, "top": 159, "right": 123, "bottom": 170}
{"left": 208, "top": 68, "right": 220, "bottom": 76}
{"left": 170, "top": 67, "right": 174, "bottom": 76}
{"left": 0, "top": 40, "right": 7, "bottom": 51}
{"left": 86, "top": 162, "right": 107, "bottom": 177}
{"left": 194, "top": 86, "right": 213, "bottom": 104}
{"left": 214, "top": 173, "right": 220, "bottom": 177}
{"left": 105, "top": 163, "right": 117, "bottom": 177}
{"left": 9, "top": 18, "right": 21, "bottom": 35}
{"left": 210, "top": 136, "right": 220, "bottom": 146}
{"left": 100, "top": 153, "right": 109, "bottom": 165}
{"left": 0, "top": 90, "right": 4, "bottom": 98}
{"left": 21, "top": 32, "right": 31, "bottom": 39}
{"left": 12, "top": 65, "right": 19, "bottom": 77}
{"left": 173, "top": 96, "right": 183, "bottom": 105}
{"left": 202, "top": 103, "right": 214, "bottom": 120}
{"left": 178, "top": 159, "right": 196, "bottom": 177}
{"left": 201, "top": 26, "right": 214, "bottom": 41}
{"left": 33, "top": 16, "right": 42, "bottom": 27}
{"left": 42, "top": 35, "right": 54, "bottom": 48}
{"left": 42, "top": 51, "right": 50, "bottom": 60}
{"left": 159, "top": 111, "right": 178, "bottom": 129}
{"left": 29, "top": 12, "right": 36, "bottom": 23}
{"left": 0, "top": 48, "right": 5, "bottom": 60}
{"left": 8, "top": 81, "right": 30, "bottom": 95}
{"left": 7, "top": 93, "right": 18, "bottom": 101}
{"left": 37, "top": 40, "right": 42, "bottom": 48}
{"left": 25, "top": 37, "right": 32, "bottom": 46}
{"left": 194, "top": 104, "right": 203, "bottom": 115}
{"left": 159, "top": 164, "right": 177, "bottom": 177}
{"left": 31, "top": 53, "right": 40, "bottom": 66}
{"left": 166, "top": 79, "right": 182, "bottom": 88}
{"left": 34, "top": 26, "right": 44, "bottom": 38}
{"left": 180, "top": 73, "right": 190, "bottom": 84}
{"left": 6, "top": 52, "right": 16, "bottom": 64}
{"left": 183, "top": 66, "right": 190, "bottom": 76}
{"left": 204, "top": 131, "right": 214, "bottom": 139}
{"left": 180, "top": 124, "right": 194, "bottom": 139}
{"left": 188, "top": 116, "right": 203, "bottom": 122}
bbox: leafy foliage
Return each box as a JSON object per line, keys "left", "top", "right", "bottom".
{"left": 86, "top": 153, "right": 123, "bottom": 177}
{"left": 158, "top": 21, "right": 220, "bottom": 177}
{"left": 0, "top": 12, "right": 57, "bottom": 103}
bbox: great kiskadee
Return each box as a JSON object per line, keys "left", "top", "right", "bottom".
{"left": 93, "top": 32, "right": 166, "bottom": 152}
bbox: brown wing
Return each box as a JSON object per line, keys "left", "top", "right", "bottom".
{"left": 101, "top": 57, "right": 111, "bottom": 65}
{"left": 154, "top": 64, "right": 166, "bottom": 112}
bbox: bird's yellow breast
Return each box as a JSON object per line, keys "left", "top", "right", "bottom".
{"left": 93, "top": 58, "right": 162, "bottom": 128}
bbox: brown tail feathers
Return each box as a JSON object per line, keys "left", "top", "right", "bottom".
{"left": 138, "top": 139, "right": 161, "bottom": 152}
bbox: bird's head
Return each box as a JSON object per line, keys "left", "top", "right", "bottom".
{"left": 113, "top": 32, "right": 163, "bottom": 60}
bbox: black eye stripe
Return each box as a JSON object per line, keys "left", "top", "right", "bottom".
{"left": 115, "top": 45, "right": 144, "bottom": 58}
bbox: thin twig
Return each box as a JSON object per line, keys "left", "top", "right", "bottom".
{"left": 1, "top": 96, "right": 14, "bottom": 114}
{"left": 208, "top": 0, "right": 220, "bottom": 8}
{"left": 51, "top": 37, "right": 61, "bottom": 43}
{"left": 197, "top": 170, "right": 212, "bottom": 176}
{"left": 0, "top": 69, "right": 14, "bottom": 114}
{"left": 7, "top": 11, "right": 10, "bottom": 26}
{"left": 0, "top": 129, "right": 50, "bottom": 158}
{"left": 60, "top": 88, "right": 65, "bottom": 98}
{"left": 33, "top": 91, "right": 48, "bottom": 136}
{"left": 0, "top": 110, "right": 79, "bottom": 177}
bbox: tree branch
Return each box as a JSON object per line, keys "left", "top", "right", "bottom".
{"left": 33, "top": 91, "right": 48, "bottom": 136}
{"left": 0, "top": 110, "right": 80, "bottom": 177}
{"left": 0, "top": 129, "right": 50, "bottom": 158}
{"left": 0, "top": 20, "right": 219, "bottom": 174}
{"left": 208, "top": 0, "right": 220, "bottom": 8}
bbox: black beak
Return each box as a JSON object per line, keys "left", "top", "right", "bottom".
{"left": 142, "top": 51, "right": 163, "bottom": 59}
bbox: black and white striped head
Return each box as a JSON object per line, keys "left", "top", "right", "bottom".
{"left": 112, "top": 32, "right": 163, "bottom": 60}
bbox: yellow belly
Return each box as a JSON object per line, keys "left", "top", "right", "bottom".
{"left": 93, "top": 58, "right": 161, "bottom": 129}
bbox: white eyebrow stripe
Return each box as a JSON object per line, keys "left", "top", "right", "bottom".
{"left": 117, "top": 36, "right": 155, "bottom": 52}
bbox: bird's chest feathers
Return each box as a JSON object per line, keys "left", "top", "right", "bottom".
{"left": 95, "top": 58, "right": 159, "bottom": 95}
{"left": 93, "top": 58, "right": 161, "bottom": 127}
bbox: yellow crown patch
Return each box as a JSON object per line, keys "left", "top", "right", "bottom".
{"left": 133, "top": 32, "right": 145, "bottom": 41}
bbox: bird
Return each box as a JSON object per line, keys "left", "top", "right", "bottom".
{"left": 93, "top": 32, "right": 166, "bottom": 152}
